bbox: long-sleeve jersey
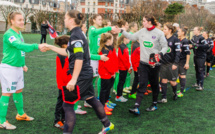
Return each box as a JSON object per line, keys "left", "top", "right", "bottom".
{"left": 189, "top": 35, "right": 210, "bottom": 58}
{"left": 66, "top": 27, "right": 93, "bottom": 80}
{"left": 122, "top": 28, "right": 168, "bottom": 65}
{"left": 98, "top": 46, "right": 118, "bottom": 79}
{"left": 162, "top": 35, "right": 181, "bottom": 65}
{"left": 56, "top": 55, "right": 72, "bottom": 90}
{"left": 127, "top": 32, "right": 133, "bottom": 55}
{"left": 1, "top": 28, "right": 39, "bottom": 67}
{"left": 206, "top": 38, "right": 214, "bottom": 55}
{"left": 131, "top": 41, "right": 140, "bottom": 71}
{"left": 88, "top": 26, "right": 112, "bottom": 60}
{"left": 118, "top": 43, "right": 130, "bottom": 70}
{"left": 180, "top": 38, "right": 190, "bottom": 61}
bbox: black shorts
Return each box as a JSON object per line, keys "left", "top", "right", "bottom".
{"left": 206, "top": 53, "right": 214, "bottom": 63}
{"left": 178, "top": 60, "right": 187, "bottom": 75}
{"left": 77, "top": 78, "right": 95, "bottom": 100}
{"left": 160, "top": 63, "right": 178, "bottom": 81}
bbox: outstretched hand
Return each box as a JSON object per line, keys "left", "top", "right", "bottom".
{"left": 39, "top": 43, "right": 51, "bottom": 52}
{"left": 111, "top": 26, "right": 121, "bottom": 34}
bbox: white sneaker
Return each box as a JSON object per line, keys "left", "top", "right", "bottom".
{"left": 84, "top": 101, "right": 92, "bottom": 108}
{"left": 115, "top": 96, "right": 128, "bottom": 102}
{"left": 0, "top": 121, "right": 16, "bottom": 130}
{"left": 123, "top": 88, "right": 131, "bottom": 93}
{"left": 75, "top": 109, "right": 87, "bottom": 115}
{"left": 113, "top": 90, "right": 117, "bottom": 95}
{"left": 78, "top": 105, "right": 82, "bottom": 109}
{"left": 158, "top": 98, "right": 167, "bottom": 103}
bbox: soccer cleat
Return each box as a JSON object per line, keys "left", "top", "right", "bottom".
{"left": 16, "top": 113, "right": 34, "bottom": 121}
{"left": 78, "top": 105, "right": 82, "bottom": 109}
{"left": 196, "top": 86, "right": 204, "bottom": 91}
{"left": 129, "top": 107, "right": 140, "bottom": 115}
{"left": 177, "top": 90, "right": 180, "bottom": 94}
{"left": 144, "top": 92, "right": 149, "bottom": 95}
{"left": 115, "top": 96, "right": 128, "bottom": 102}
{"left": 147, "top": 84, "right": 151, "bottom": 87}
{"left": 108, "top": 101, "right": 116, "bottom": 107}
{"left": 146, "top": 105, "right": 157, "bottom": 112}
{"left": 84, "top": 101, "right": 92, "bottom": 108}
{"left": 177, "top": 92, "right": 184, "bottom": 98}
{"left": 147, "top": 89, "right": 152, "bottom": 94}
{"left": 113, "top": 90, "right": 117, "bottom": 95}
{"left": 183, "top": 89, "right": 186, "bottom": 93}
{"left": 128, "top": 86, "right": 132, "bottom": 90}
{"left": 128, "top": 94, "right": 136, "bottom": 99}
{"left": 105, "top": 103, "right": 114, "bottom": 109}
{"left": 54, "top": 121, "right": 64, "bottom": 129}
{"left": 123, "top": 93, "right": 127, "bottom": 96}
{"left": 192, "top": 83, "right": 199, "bottom": 88}
{"left": 206, "top": 73, "right": 209, "bottom": 77}
{"left": 123, "top": 88, "right": 131, "bottom": 93}
{"left": 98, "top": 122, "right": 114, "bottom": 134}
{"left": 104, "top": 108, "right": 112, "bottom": 115}
{"left": 75, "top": 109, "right": 87, "bottom": 115}
{"left": 0, "top": 121, "right": 16, "bottom": 130}
{"left": 210, "top": 67, "right": 213, "bottom": 70}
{"left": 104, "top": 106, "right": 113, "bottom": 112}
{"left": 158, "top": 98, "right": 167, "bottom": 103}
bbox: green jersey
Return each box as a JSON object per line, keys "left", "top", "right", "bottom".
{"left": 1, "top": 28, "right": 39, "bottom": 67}
{"left": 88, "top": 26, "right": 112, "bottom": 60}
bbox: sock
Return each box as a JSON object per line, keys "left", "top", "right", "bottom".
{"left": 134, "top": 95, "right": 143, "bottom": 108}
{"left": 74, "top": 101, "right": 79, "bottom": 111}
{"left": 172, "top": 85, "right": 177, "bottom": 96}
{"left": 13, "top": 92, "right": 25, "bottom": 116}
{"left": 97, "top": 78, "right": 101, "bottom": 98}
{"left": 207, "top": 66, "right": 210, "bottom": 73}
{"left": 113, "top": 73, "right": 119, "bottom": 92}
{"left": 86, "top": 97, "right": 110, "bottom": 127}
{"left": 152, "top": 102, "right": 157, "bottom": 107}
{"left": 63, "top": 103, "right": 76, "bottom": 133}
{"left": 126, "top": 73, "right": 131, "bottom": 88}
{"left": 180, "top": 78, "right": 186, "bottom": 93}
{"left": 0, "top": 96, "right": 10, "bottom": 124}
{"left": 93, "top": 77, "right": 97, "bottom": 89}
{"left": 161, "top": 83, "right": 167, "bottom": 99}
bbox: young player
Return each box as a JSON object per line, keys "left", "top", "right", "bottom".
{"left": 0, "top": 12, "right": 47, "bottom": 129}
{"left": 177, "top": 27, "right": 190, "bottom": 97}
{"left": 115, "top": 35, "right": 131, "bottom": 102}
{"left": 202, "top": 31, "right": 214, "bottom": 77}
{"left": 45, "top": 10, "right": 115, "bottom": 134}
{"left": 54, "top": 35, "right": 87, "bottom": 129}
{"left": 190, "top": 27, "right": 210, "bottom": 91}
{"left": 98, "top": 33, "right": 118, "bottom": 115}
{"left": 119, "top": 15, "right": 168, "bottom": 114}
{"left": 158, "top": 23, "right": 181, "bottom": 103}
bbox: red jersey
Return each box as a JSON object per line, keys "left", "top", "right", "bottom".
{"left": 131, "top": 41, "right": 140, "bottom": 71}
{"left": 118, "top": 43, "right": 130, "bottom": 70}
{"left": 98, "top": 46, "right": 118, "bottom": 79}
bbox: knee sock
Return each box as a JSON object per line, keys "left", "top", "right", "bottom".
{"left": 113, "top": 73, "right": 119, "bottom": 92}
{"left": 13, "top": 92, "right": 24, "bottom": 116}
{"left": 86, "top": 97, "right": 110, "bottom": 127}
{"left": 97, "top": 77, "right": 101, "bottom": 98}
{"left": 0, "top": 96, "right": 10, "bottom": 124}
{"left": 172, "top": 85, "right": 177, "bottom": 96}
{"left": 63, "top": 103, "right": 75, "bottom": 133}
{"left": 74, "top": 101, "right": 79, "bottom": 111}
{"left": 161, "top": 83, "right": 167, "bottom": 99}
{"left": 207, "top": 66, "right": 210, "bottom": 73}
{"left": 126, "top": 73, "right": 131, "bottom": 88}
{"left": 180, "top": 78, "right": 186, "bottom": 93}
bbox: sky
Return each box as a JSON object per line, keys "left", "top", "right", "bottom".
{"left": 208, "top": 0, "right": 215, "bottom": 2}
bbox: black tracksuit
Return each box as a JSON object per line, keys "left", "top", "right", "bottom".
{"left": 179, "top": 38, "right": 190, "bottom": 75}
{"left": 40, "top": 24, "right": 49, "bottom": 43}
{"left": 190, "top": 35, "right": 210, "bottom": 87}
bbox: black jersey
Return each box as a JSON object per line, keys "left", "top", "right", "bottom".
{"left": 189, "top": 35, "right": 209, "bottom": 58}
{"left": 161, "top": 35, "right": 181, "bottom": 65}
{"left": 206, "top": 38, "right": 214, "bottom": 55}
{"left": 66, "top": 27, "right": 93, "bottom": 80}
{"left": 180, "top": 38, "right": 190, "bottom": 61}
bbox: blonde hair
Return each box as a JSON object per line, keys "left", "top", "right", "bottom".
{"left": 7, "top": 12, "right": 22, "bottom": 26}
{"left": 117, "top": 35, "right": 127, "bottom": 48}
{"left": 98, "top": 33, "right": 113, "bottom": 53}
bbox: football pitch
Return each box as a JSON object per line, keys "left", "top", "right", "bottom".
{"left": 0, "top": 34, "right": 215, "bottom": 134}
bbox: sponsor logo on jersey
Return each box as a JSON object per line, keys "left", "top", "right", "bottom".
{"left": 143, "top": 41, "right": 154, "bottom": 48}
{"left": 152, "top": 36, "right": 156, "bottom": 39}
{"left": 167, "top": 47, "right": 171, "bottom": 53}
{"left": 74, "top": 42, "right": 82, "bottom": 48}
{"left": 9, "top": 36, "right": 17, "bottom": 43}
{"left": 7, "top": 88, "right": 10, "bottom": 92}
{"left": 21, "top": 51, "right": 25, "bottom": 56}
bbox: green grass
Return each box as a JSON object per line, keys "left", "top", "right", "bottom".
{"left": 0, "top": 34, "right": 215, "bottom": 134}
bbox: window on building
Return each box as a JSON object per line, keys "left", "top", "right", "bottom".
{"left": 105, "top": 8, "right": 107, "bottom": 12}
{"left": 93, "top": 8, "right": 95, "bottom": 13}
{"left": 93, "top": 2, "right": 95, "bottom": 6}
{"left": 88, "top": 2, "right": 90, "bottom": 5}
{"left": 32, "top": 0, "right": 34, "bottom": 3}
{"left": 109, "top": 2, "right": 111, "bottom": 6}
{"left": 20, "top": 0, "right": 23, "bottom": 2}
{"left": 26, "top": 4, "right": 28, "bottom": 8}
{"left": 115, "top": 9, "right": 117, "bottom": 13}
{"left": 32, "top": 4, "right": 34, "bottom": 8}
{"left": 121, "top": 3, "right": 122, "bottom": 8}
{"left": 115, "top": 4, "right": 117, "bottom": 7}
{"left": 88, "top": 8, "right": 90, "bottom": 12}
{"left": 105, "top": 2, "right": 107, "bottom": 6}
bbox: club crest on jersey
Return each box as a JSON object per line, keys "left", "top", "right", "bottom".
{"left": 21, "top": 51, "right": 25, "bottom": 56}
{"left": 143, "top": 41, "right": 154, "bottom": 48}
{"left": 169, "top": 42, "right": 172, "bottom": 46}
{"left": 21, "top": 38, "right": 24, "bottom": 42}
{"left": 9, "top": 36, "right": 16, "bottom": 43}
{"left": 152, "top": 36, "right": 156, "bottom": 39}
{"left": 74, "top": 42, "right": 82, "bottom": 48}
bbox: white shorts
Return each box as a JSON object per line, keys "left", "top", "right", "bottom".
{"left": 0, "top": 64, "right": 24, "bottom": 93}
{"left": 90, "top": 60, "right": 99, "bottom": 77}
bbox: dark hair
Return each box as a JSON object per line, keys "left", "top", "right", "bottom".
{"left": 102, "top": 19, "right": 111, "bottom": 28}
{"left": 117, "top": 19, "right": 127, "bottom": 28}
{"left": 164, "top": 23, "right": 176, "bottom": 34}
{"left": 89, "top": 14, "right": 101, "bottom": 26}
{"left": 54, "top": 35, "right": 70, "bottom": 48}
{"left": 67, "top": 10, "right": 84, "bottom": 25}
{"left": 80, "top": 22, "right": 86, "bottom": 29}
{"left": 7, "top": 11, "right": 22, "bottom": 26}
{"left": 144, "top": 15, "right": 158, "bottom": 26}
{"left": 117, "top": 35, "right": 127, "bottom": 47}
{"left": 180, "top": 26, "right": 188, "bottom": 35}
{"left": 98, "top": 33, "right": 113, "bottom": 53}
{"left": 211, "top": 37, "right": 215, "bottom": 40}
{"left": 129, "top": 22, "right": 137, "bottom": 29}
